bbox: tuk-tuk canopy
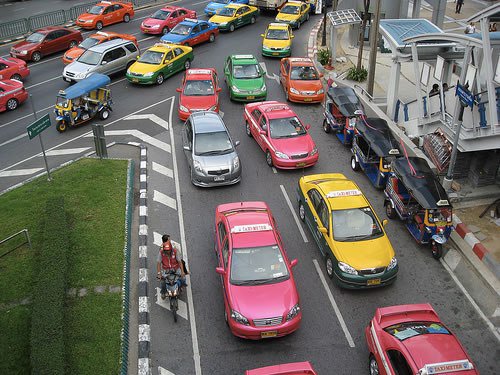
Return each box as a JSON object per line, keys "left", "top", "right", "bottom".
{"left": 392, "top": 157, "right": 451, "bottom": 209}
{"left": 58, "top": 74, "right": 111, "bottom": 100}
{"left": 327, "top": 86, "right": 364, "bottom": 118}
{"left": 355, "top": 117, "right": 401, "bottom": 157}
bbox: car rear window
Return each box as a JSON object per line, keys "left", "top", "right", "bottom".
{"left": 384, "top": 321, "right": 450, "bottom": 341}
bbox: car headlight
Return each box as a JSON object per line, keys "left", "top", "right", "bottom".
{"left": 338, "top": 262, "right": 358, "bottom": 275}
{"left": 286, "top": 303, "right": 300, "bottom": 321}
{"left": 151, "top": 24, "right": 160, "bottom": 29}
{"left": 233, "top": 156, "right": 240, "bottom": 169}
{"left": 20, "top": 50, "right": 28, "bottom": 55}
{"left": 231, "top": 310, "right": 249, "bottom": 325}
{"left": 259, "top": 83, "right": 266, "bottom": 92}
{"left": 282, "top": 46, "right": 290, "bottom": 51}
{"left": 85, "top": 20, "right": 93, "bottom": 24}
{"left": 231, "top": 85, "right": 241, "bottom": 93}
{"left": 387, "top": 256, "right": 398, "bottom": 271}
{"left": 179, "top": 104, "right": 189, "bottom": 112}
{"left": 144, "top": 72, "right": 154, "bottom": 77}
{"left": 219, "top": 22, "right": 227, "bottom": 26}
{"left": 126, "top": 68, "right": 131, "bottom": 75}
{"left": 193, "top": 159, "right": 204, "bottom": 173}
{"left": 208, "top": 105, "right": 217, "bottom": 111}
{"left": 290, "top": 87, "right": 299, "bottom": 94}
{"left": 317, "top": 88, "right": 324, "bottom": 94}
{"left": 275, "top": 151, "right": 289, "bottom": 159}
{"left": 310, "top": 147, "right": 318, "bottom": 156}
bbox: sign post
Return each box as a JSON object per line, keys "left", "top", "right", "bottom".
{"left": 27, "top": 95, "right": 51, "bottom": 181}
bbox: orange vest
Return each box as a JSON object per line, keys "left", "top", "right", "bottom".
{"left": 160, "top": 242, "right": 179, "bottom": 270}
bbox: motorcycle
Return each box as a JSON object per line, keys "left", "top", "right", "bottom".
{"left": 160, "top": 270, "right": 181, "bottom": 322}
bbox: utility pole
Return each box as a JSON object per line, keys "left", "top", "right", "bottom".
{"left": 366, "top": 0, "right": 382, "bottom": 96}
{"left": 322, "top": 0, "right": 327, "bottom": 46}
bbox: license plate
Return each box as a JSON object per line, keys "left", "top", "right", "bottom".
{"left": 247, "top": 96, "right": 255, "bottom": 100}
{"left": 261, "top": 331, "right": 277, "bottom": 338}
{"left": 272, "top": 52, "right": 279, "bottom": 56}
{"left": 214, "top": 175, "right": 225, "bottom": 181}
{"left": 132, "top": 78, "right": 139, "bottom": 83}
{"left": 304, "top": 98, "right": 312, "bottom": 102}
{"left": 296, "top": 162, "right": 306, "bottom": 167}
{"left": 367, "top": 278, "right": 381, "bottom": 286}
{"left": 64, "top": 77, "right": 71, "bottom": 82}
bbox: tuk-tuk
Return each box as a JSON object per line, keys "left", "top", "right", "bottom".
{"left": 351, "top": 117, "right": 400, "bottom": 189}
{"left": 322, "top": 86, "right": 364, "bottom": 146}
{"left": 54, "top": 73, "right": 112, "bottom": 133}
{"left": 384, "top": 157, "right": 453, "bottom": 259}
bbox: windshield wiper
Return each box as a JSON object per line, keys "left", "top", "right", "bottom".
{"left": 197, "top": 150, "right": 225, "bottom": 156}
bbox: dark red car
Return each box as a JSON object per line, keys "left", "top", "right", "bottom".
{"left": 0, "top": 57, "right": 30, "bottom": 81}
{"left": 0, "top": 79, "right": 29, "bottom": 112}
{"left": 10, "top": 27, "right": 83, "bottom": 62}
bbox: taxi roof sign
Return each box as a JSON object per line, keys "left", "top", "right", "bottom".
{"left": 184, "top": 18, "right": 199, "bottom": 23}
{"left": 290, "top": 57, "right": 312, "bottom": 63}
{"left": 233, "top": 54, "right": 254, "bottom": 59}
{"left": 188, "top": 69, "right": 212, "bottom": 75}
{"left": 326, "top": 189, "right": 362, "bottom": 198}
{"left": 389, "top": 148, "right": 400, "bottom": 155}
{"left": 264, "top": 104, "right": 289, "bottom": 112}
{"left": 231, "top": 224, "right": 273, "bottom": 233}
{"left": 419, "top": 359, "right": 474, "bottom": 374}
{"left": 269, "top": 22, "right": 289, "bottom": 27}
{"left": 436, "top": 199, "right": 449, "bottom": 206}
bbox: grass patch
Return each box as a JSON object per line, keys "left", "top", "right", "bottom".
{"left": 0, "top": 158, "right": 128, "bottom": 374}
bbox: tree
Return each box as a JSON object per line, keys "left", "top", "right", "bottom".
{"left": 357, "top": 0, "right": 371, "bottom": 70}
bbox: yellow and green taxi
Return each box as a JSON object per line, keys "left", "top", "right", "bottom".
{"left": 297, "top": 173, "right": 398, "bottom": 289}
{"left": 209, "top": 4, "right": 258, "bottom": 32}
{"left": 126, "top": 43, "right": 193, "bottom": 85}
{"left": 261, "top": 23, "right": 293, "bottom": 57}
{"left": 275, "top": 1, "right": 310, "bottom": 29}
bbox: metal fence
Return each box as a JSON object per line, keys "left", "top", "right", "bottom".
{"left": 28, "top": 10, "right": 68, "bottom": 30}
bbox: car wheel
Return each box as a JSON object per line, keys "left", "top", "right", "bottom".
{"left": 31, "top": 51, "right": 41, "bottom": 62}
{"left": 10, "top": 73, "right": 22, "bottom": 81}
{"left": 265, "top": 150, "right": 273, "bottom": 167}
{"left": 385, "top": 202, "right": 396, "bottom": 219}
{"left": 6, "top": 98, "right": 18, "bottom": 111}
{"left": 431, "top": 242, "right": 442, "bottom": 260}
{"left": 229, "top": 23, "right": 235, "bottom": 32}
{"left": 245, "top": 121, "right": 252, "bottom": 137}
{"left": 156, "top": 73, "right": 164, "bottom": 85}
{"left": 296, "top": 21, "right": 301, "bottom": 29}
{"left": 96, "top": 21, "right": 103, "bottom": 30}
{"left": 123, "top": 14, "right": 130, "bottom": 23}
{"left": 162, "top": 27, "right": 169, "bottom": 35}
{"left": 298, "top": 201, "right": 305, "bottom": 222}
{"left": 250, "top": 16, "right": 256, "bottom": 24}
{"left": 322, "top": 119, "right": 330, "bottom": 133}
{"left": 56, "top": 121, "right": 67, "bottom": 133}
{"left": 126, "top": 61, "right": 135, "bottom": 70}
{"left": 100, "top": 108, "right": 110, "bottom": 120}
{"left": 69, "top": 40, "right": 78, "bottom": 48}
{"left": 351, "top": 155, "right": 360, "bottom": 171}
{"left": 209, "top": 33, "right": 215, "bottom": 42}
{"left": 285, "top": 89, "right": 289, "bottom": 101}
{"left": 184, "top": 59, "right": 191, "bottom": 70}
{"left": 224, "top": 308, "right": 229, "bottom": 326}
{"left": 369, "top": 355, "right": 379, "bottom": 375}
{"left": 325, "top": 255, "right": 334, "bottom": 279}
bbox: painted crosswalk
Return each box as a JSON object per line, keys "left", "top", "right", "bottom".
{"left": 0, "top": 168, "right": 44, "bottom": 177}
{"left": 155, "top": 287, "right": 188, "bottom": 321}
{"left": 153, "top": 190, "right": 177, "bottom": 210}
{"left": 45, "top": 147, "right": 91, "bottom": 156}
{"left": 152, "top": 162, "right": 173, "bottom": 179}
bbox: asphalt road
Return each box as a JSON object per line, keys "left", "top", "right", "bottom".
{"left": 0, "top": 1, "right": 498, "bottom": 374}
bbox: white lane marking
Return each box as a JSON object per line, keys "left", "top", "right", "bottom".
{"left": 153, "top": 231, "right": 162, "bottom": 247}
{"left": 90, "top": 129, "right": 172, "bottom": 153}
{"left": 279, "top": 184, "right": 308, "bottom": 243}
{"left": 138, "top": 358, "right": 150, "bottom": 375}
{"left": 139, "top": 206, "right": 147, "bottom": 216}
{"left": 155, "top": 287, "right": 188, "bottom": 320}
{"left": 152, "top": 161, "right": 173, "bottom": 179}
{"left": 272, "top": 167, "right": 277, "bottom": 174}
{"left": 168, "top": 96, "right": 202, "bottom": 375}
{"left": 126, "top": 114, "right": 169, "bottom": 130}
{"left": 0, "top": 133, "right": 27, "bottom": 147}
{"left": 440, "top": 258, "right": 500, "bottom": 342}
{"left": 158, "top": 367, "right": 176, "bottom": 375}
{"left": 0, "top": 104, "right": 53, "bottom": 130}
{"left": 138, "top": 323, "right": 151, "bottom": 341}
{"left": 139, "top": 224, "right": 147, "bottom": 236}
{"left": 312, "top": 259, "right": 356, "bottom": 348}
{"left": 153, "top": 190, "right": 177, "bottom": 210}
{"left": 45, "top": 147, "right": 90, "bottom": 156}
{"left": 192, "top": 0, "right": 209, "bottom": 5}
{"left": 28, "top": 54, "right": 65, "bottom": 68}
{"left": 139, "top": 245, "right": 147, "bottom": 258}
{"left": 0, "top": 168, "right": 44, "bottom": 177}
{"left": 137, "top": 36, "right": 156, "bottom": 43}
{"left": 26, "top": 76, "right": 60, "bottom": 89}
{"left": 139, "top": 268, "right": 148, "bottom": 282}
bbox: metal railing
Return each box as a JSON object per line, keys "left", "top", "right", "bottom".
{"left": 353, "top": 84, "right": 387, "bottom": 104}
{"left": 0, "top": 229, "right": 32, "bottom": 259}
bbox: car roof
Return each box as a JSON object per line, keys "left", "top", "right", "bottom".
{"left": 161, "top": 5, "right": 182, "bottom": 10}
{"left": 226, "top": 3, "right": 245, "bottom": 9}
{"left": 91, "top": 31, "right": 121, "bottom": 40}
{"left": 88, "top": 38, "right": 134, "bottom": 52}
{"left": 258, "top": 102, "right": 295, "bottom": 119}
{"left": 35, "top": 26, "right": 68, "bottom": 33}
{"left": 230, "top": 54, "right": 257, "bottom": 64}
{"left": 191, "top": 111, "right": 226, "bottom": 133}
{"left": 148, "top": 42, "right": 180, "bottom": 53}
{"left": 180, "top": 19, "right": 205, "bottom": 26}
{"left": 284, "top": 1, "right": 302, "bottom": 6}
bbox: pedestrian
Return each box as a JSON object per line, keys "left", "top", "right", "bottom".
{"left": 465, "top": 22, "right": 476, "bottom": 34}
{"left": 489, "top": 23, "right": 497, "bottom": 32}
{"left": 429, "top": 84, "right": 440, "bottom": 97}
{"left": 456, "top": 0, "right": 464, "bottom": 14}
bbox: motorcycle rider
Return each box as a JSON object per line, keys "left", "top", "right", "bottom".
{"left": 157, "top": 234, "right": 187, "bottom": 300}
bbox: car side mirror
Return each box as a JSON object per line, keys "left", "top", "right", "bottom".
{"left": 290, "top": 259, "right": 298, "bottom": 268}
{"left": 176, "top": 87, "right": 181, "bottom": 92}
{"left": 215, "top": 267, "right": 225, "bottom": 275}
{"left": 216, "top": 87, "right": 222, "bottom": 92}
{"left": 318, "top": 227, "right": 327, "bottom": 234}
{"left": 183, "top": 145, "right": 191, "bottom": 151}
{"left": 260, "top": 34, "right": 264, "bottom": 37}
{"left": 259, "top": 130, "right": 266, "bottom": 135}
{"left": 234, "top": 140, "right": 240, "bottom": 147}
{"left": 305, "top": 124, "right": 311, "bottom": 130}
{"left": 382, "top": 219, "right": 388, "bottom": 227}
{"left": 291, "top": 35, "right": 295, "bottom": 38}
{"left": 101, "top": 61, "right": 107, "bottom": 65}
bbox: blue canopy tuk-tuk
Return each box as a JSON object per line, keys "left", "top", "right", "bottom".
{"left": 384, "top": 157, "right": 453, "bottom": 259}
{"left": 323, "top": 86, "right": 364, "bottom": 146}
{"left": 351, "top": 117, "right": 400, "bottom": 189}
{"left": 54, "top": 73, "right": 112, "bottom": 133}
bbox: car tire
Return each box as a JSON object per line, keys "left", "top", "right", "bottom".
{"left": 229, "top": 23, "right": 235, "bottom": 32}
{"left": 265, "top": 150, "right": 273, "bottom": 167}
{"left": 224, "top": 308, "right": 229, "bottom": 326}
{"left": 156, "top": 73, "right": 164, "bottom": 85}
{"left": 351, "top": 155, "right": 360, "bottom": 171}
{"left": 126, "top": 61, "right": 135, "bottom": 70}
{"left": 385, "top": 202, "right": 396, "bottom": 219}
{"left": 245, "top": 121, "right": 252, "bottom": 137}
{"left": 250, "top": 16, "right": 256, "bottom": 24}
{"left": 10, "top": 73, "right": 22, "bottom": 81}
{"left": 56, "top": 121, "right": 67, "bottom": 133}
{"left": 325, "top": 255, "right": 334, "bottom": 279}
{"left": 298, "top": 201, "right": 305, "bottom": 222}
{"left": 123, "top": 14, "right": 130, "bottom": 23}
{"left": 184, "top": 59, "right": 191, "bottom": 70}
{"left": 296, "top": 21, "right": 301, "bottom": 29}
{"left": 99, "top": 108, "right": 110, "bottom": 120}
{"left": 322, "top": 119, "right": 330, "bottom": 133}
{"left": 285, "top": 89, "right": 289, "bottom": 101}
{"left": 209, "top": 33, "right": 215, "bottom": 42}
{"left": 369, "top": 355, "right": 379, "bottom": 375}
{"left": 162, "top": 27, "right": 169, "bottom": 35}
{"left": 431, "top": 242, "right": 442, "bottom": 260}
{"left": 69, "top": 40, "right": 78, "bottom": 48}
{"left": 6, "top": 98, "right": 18, "bottom": 111}
{"left": 31, "top": 51, "right": 41, "bottom": 62}
{"left": 96, "top": 21, "right": 103, "bottom": 30}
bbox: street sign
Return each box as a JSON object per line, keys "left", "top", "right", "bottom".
{"left": 27, "top": 113, "right": 51, "bottom": 140}
{"left": 455, "top": 83, "right": 474, "bottom": 108}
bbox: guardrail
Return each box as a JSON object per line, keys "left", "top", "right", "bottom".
{"left": 353, "top": 84, "right": 387, "bottom": 105}
{"left": 0, "top": 229, "right": 32, "bottom": 258}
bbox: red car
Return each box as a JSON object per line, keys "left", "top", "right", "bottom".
{"left": 176, "top": 68, "right": 221, "bottom": 121}
{"left": 365, "top": 304, "right": 478, "bottom": 375}
{"left": 76, "top": 1, "right": 134, "bottom": 30}
{"left": 214, "top": 201, "right": 301, "bottom": 340}
{"left": 10, "top": 27, "right": 83, "bottom": 62}
{"left": 140, "top": 6, "right": 197, "bottom": 35}
{"left": 0, "top": 79, "right": 29, "bottom": 112}
{"left": 0, "top": 57, "right": 30, "bottom": 81}
{"left": 243, "top": 101, "right": 318, "bottom": 169}
{"left": 246, "top": 361, "right": 317, "bottom": 375}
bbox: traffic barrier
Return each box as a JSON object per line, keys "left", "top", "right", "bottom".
{"left": 0, "top": 18, "right": 29, "bottom": 40}
{"left": 28, "top": 10, "right": 67, "bottom": 30}
{"left": 69, "top": 2, "right": 99, "bottom": 21}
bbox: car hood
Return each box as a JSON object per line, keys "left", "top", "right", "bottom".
{"left": 209, "top": 14, "right": 234, "bottom": 23}
{"left": 129, "top": 61, "right": 161, "bottom": 74}
{"left": 142, "top": 18, "right": 165, "bottom": 27}
{"left": 334, "top": 235, "right": 394, "bottom": 270}
{"left": 78, "top": 14, "right": 97, "bottom": 21}
{"left": 289, "top": 79, "right": 323, "bottom": 92}
{"left": 64, "top": 47, "right": 85, "bottom": 61}
{"left": 2, "top": 56, "right": 27, "bottom": 67}
{"left": 181, "top": 94, "right": 217, "bottom": 110}
{"left": 161, "top": 33, "right": 186, "bottom": 44}
{"left": 228, "top": 278, "right": 298, "bottom": 320}
{"left": 194, "top": 152, "right": 237, "bottom": 170}
{"left": 276, "top": 13, "right": 299, "bottom": 22}
{"left": 233, "top": 77, "right": 264, "bottom": 90}
{"left": 271, "top": 134, "right": 314, "bottom": 156}
{"left": 263, "top": 39, "right": 291, "bottom": 49}
{"left": 64, "top": 61, "right": 96, "bottom": 75}
{"left": 12, "top": 41, "right": 39, "bottom": 51}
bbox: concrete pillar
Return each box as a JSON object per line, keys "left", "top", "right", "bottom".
{"left": 387, "top": 59, "right": 401, "bottom": 120}
{"left": 411, "top": 43, "right": 425, "bottom": 123}
{"left": 431, "top": 0, "right": 446, "bottom": 28}
{"left": 412, "top": 0, "right": 421, "bottom": 18}
{"left": 480, "top": 18, "right": 499, "bottom": 127}
{"left": 399, "top": 0, "right": 410, "bottom": 18}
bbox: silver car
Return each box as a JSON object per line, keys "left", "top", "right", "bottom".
{"left": 63, "top": 38, "right": 139, "bottom": 83}
{"left": 182, "top": 111, "right": 241, "bottom": 187}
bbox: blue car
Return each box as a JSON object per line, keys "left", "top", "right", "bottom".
{"left": 160, "top": 19, "right": 220, "bottom": 46}
{"left": 204, "top": 0, "right": 249, "bottom": 16}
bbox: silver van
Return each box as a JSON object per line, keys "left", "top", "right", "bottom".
{"left": 63, "top": 38, "right": 139, "bottom": 83}
{"left": 182, "top": 111, "right": 241, "bottom": 187}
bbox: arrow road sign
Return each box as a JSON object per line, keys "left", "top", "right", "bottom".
{"left": 259, "top": 62, "right": 280, "bottom": 83}
{"left": 27, "top": 113, "right": 51, "bottom": 140}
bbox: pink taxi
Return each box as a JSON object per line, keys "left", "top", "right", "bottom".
{"left": 246, "top": 361, "right": 317, "bottom": 375}
{"left": 365, "top": 303, "right": 478, "bottom": 375}
{"left": 214, "top": 201, "right": 301, "bottom": 340}
{"left": 243, "top": 101, "right": 318, "bottom": 169}
{"left": 140, "top": 6, "right": 197, "bottom": 35}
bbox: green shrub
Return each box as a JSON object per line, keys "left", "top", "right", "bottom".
{"left": 346, "top": 66, "right": 368, "bottom": 82}
{"left": 30, "top": 197, "right": 69, "bottom": 375}
{"left": 317, "top": 48, "right": 330, "bottom": 66}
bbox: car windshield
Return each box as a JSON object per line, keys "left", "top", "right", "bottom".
{"left": 151, "top": 9, "right": 171, "bottom": 20}
{"left": 171, "top": 24, "right": 192, "bottom": 35}
{"left": 230, "top": 245, "right": 289, "bottom": 285}
{"left": 26, "top": 32, "right": 45, "bottom": 43}
{"left": 233, "top": 64, "right": 260, "bottom": 79}
{"left": 194, "top": 131, "right": 233, "bottom": 156}
{"left": 331, "top": 207, "right": 383, "bottom": 241}
{"left": 214, "top": 0, "right": 230, "bottom": 4}
{"left": 77, "top": 50, "right": 102, "bottom": 65}
{"left": 266, "top": 29, "right": 289, "bottom": 40}
{"left": 183, "top": 79, "right": 215, "bottom": 96}
{"left": 139, "top": 50, "right": 164, "bottom": 65}
{"left": 384, "top": 322, "right": 450, "bottom": 341}
{"left": 88, "top": 5, "right": 104, "bottom": 15}
{"left": 218, "top": 8, "right": 236, "bottom": 17}
{"left": 280, "top": 5, "right": 299, "bottom": 14}
{"left": 269, "top": 116, "right": 306, "bottom": 139}
{"left": 79, "top": 37, "right": 100, "bottom": 50}
{"left": 290, "top": 66, "right": 319, "bottom": 80}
